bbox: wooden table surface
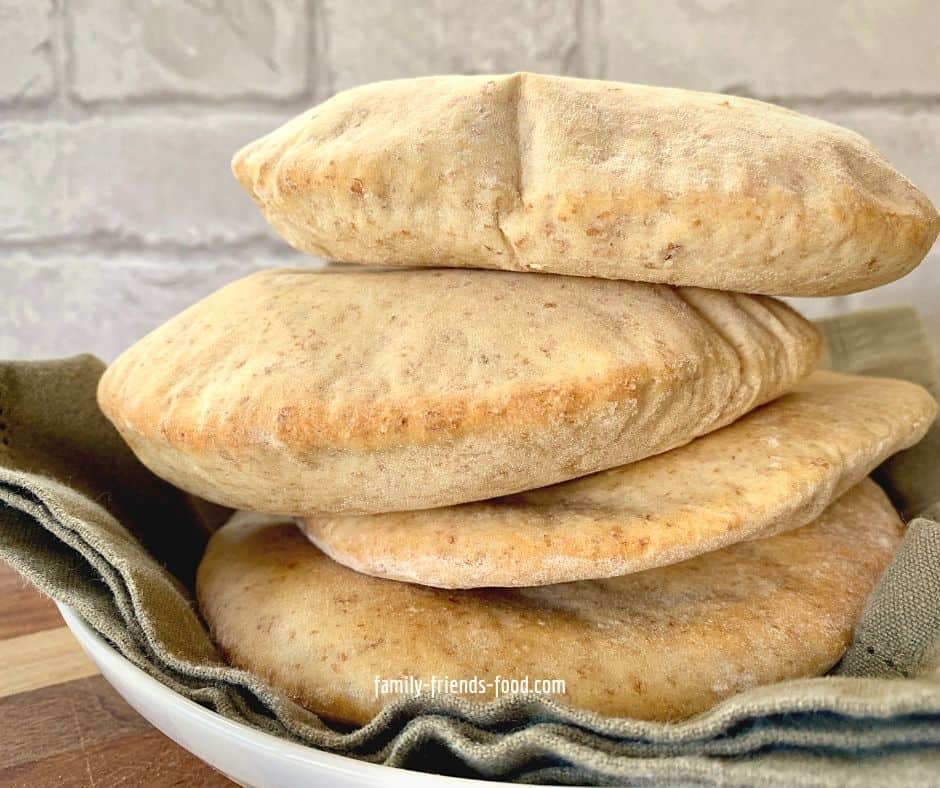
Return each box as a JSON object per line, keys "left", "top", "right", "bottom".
{"left": 0, "top": 561, "right": 235, "bottom": 787}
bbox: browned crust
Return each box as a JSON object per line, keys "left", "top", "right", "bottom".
{"left": 96, "top": 269, "right": 823, "bottom": 513}
{"left": 301, "top": 371, "right": 935, "bottom": 587}
{"left": 97, "top": 281, "right": 821, "bottom": 455}
{"left": 197, "top": 481, "right": 903, "bottom": 725}
{"left": 232, "top": 73, "right": 939, "bottom": 296}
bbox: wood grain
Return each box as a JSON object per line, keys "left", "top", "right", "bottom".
{"left": 0, "top": 716, "right": 234, "bottom": 787}
{"left": 0, "top": 628, "right": 99, "bottom": 698}
{"left": 0, "top": 561, "right": 235, "bottom": 786}
{"left": 0, "top": 568, "right": 61, "bottom": 639}
{"left": 0, "top": 676, "right": 152, "bottom": 769}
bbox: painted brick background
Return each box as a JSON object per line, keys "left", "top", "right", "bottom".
{"left": 0, "top": 0, "right": 937, "bottom": 361}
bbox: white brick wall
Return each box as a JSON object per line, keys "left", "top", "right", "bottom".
{"left": 69, "top": 0, "right": 309, "bottom": 100}
{"left": 0, "top": 0, "right": 937, "bottom": 361}
{"left": 320, "top": 0, "right": 581, "bottom": 94}
{"left": 0, "top": 116, "right": 293, "bottom": 244}
{"left": 0, "top": 254, "right": 274, "bottom": 361}
{"left": 0, "top": 0, "right": 54, "bottom": 102}
{"left": 593, "top": 0, "right": 940, "bottom": 97}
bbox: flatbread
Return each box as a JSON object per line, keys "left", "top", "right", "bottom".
{"left": 232, "top": 73, "right": 938, "bottom": 296}
{"left": 97, "top": 267, "right": 820, "bottom": 515}
{"left": 301, "top": 371, "right": 934, "bottom": 588}
{"left": 198, "top": 480, "right": 902, "bottom": 725}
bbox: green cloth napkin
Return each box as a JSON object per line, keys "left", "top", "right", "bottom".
{"left": 1, "top": 307, "right": 939, "bottom": 786}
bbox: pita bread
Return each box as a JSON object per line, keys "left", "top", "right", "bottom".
{"left": 301, "top": 371, "right": 935, "bottom": 588}
{"left": 232, "top": 73, "right": 938, "bottom": 296}
{"left": 97, "top": 267, "right": 820, "bottom": 515}
{"left": 198, "top": 480, "right": 902, "bottom": 725}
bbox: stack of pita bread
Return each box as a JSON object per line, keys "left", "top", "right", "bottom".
{"left": 98, "top": 74, "right": 940, "bottom": 726}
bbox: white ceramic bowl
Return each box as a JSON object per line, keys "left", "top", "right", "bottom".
{"left": 58, "top": 604, "right": 509, "bottom": 788}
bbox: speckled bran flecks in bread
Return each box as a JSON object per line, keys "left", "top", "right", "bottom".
{"left": 232, "top": 73, "right": 938, "bottom": 296}
{"left": 97, "top": 267, "right": 821, "bottom": 515}
{"left": 301, "top": 371, "right": 936, "bottom": 588}
{"left": 198, "top": 479, "right": 902, "bottom": 726}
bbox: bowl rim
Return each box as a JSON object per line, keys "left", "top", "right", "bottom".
{"left": 57, "top": 602, "right": 507, "bottom": 787}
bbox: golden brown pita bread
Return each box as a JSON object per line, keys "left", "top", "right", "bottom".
{"left": 97, "top": 267, "right": 820, "bottom": 515}
{"left": 198, "top": 480, "right": 902, "bottom": 725}
{"left": 233, "top": 73, "right": 938, "bottom": 296}
{"left": 301, "top": 371, "right": 935, "bottom": 588}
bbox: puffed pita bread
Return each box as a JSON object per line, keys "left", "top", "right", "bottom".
{"left": 232, "top": 73, "right": 938, "bottom": 296}
{"left": 301, "top": 371, "right": 935, "bottom": 588}
{"left": 198, "top": 480, "right": 902, "bottom": 725}
{"left": 97, "top": 267, "right": 820, "bottom": 515}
